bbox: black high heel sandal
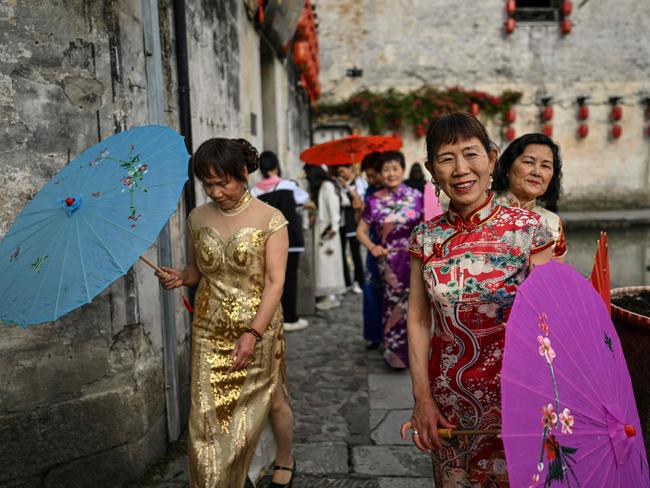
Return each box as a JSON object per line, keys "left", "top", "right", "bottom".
{"left": 268, "top": 458, "right": 296, "bottom": 488}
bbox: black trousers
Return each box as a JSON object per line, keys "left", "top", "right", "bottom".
{"left": 340, "top": 231, "right": 365, "bottom": 287}
{"left": 282, "top": 252, "right": 300, "bottom": 323}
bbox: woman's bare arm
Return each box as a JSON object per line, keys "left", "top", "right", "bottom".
{"left": 401, "top": 256, "right": 455, "bottom": 451}
{"left": 230, "top": 225, "right": 289, "bottom": 372}
{"left": 250, "top": 226, "right": 289, "bottom": 334}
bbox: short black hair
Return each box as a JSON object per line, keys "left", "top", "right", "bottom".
{"left": 494, "top": 133, "right": 563, "bottom": 211}
{"left": 193, "top": 138, "right": 259, "bottom": 183}
{"left": 259, "top": 151, "right": 281, "bottom": 178}
{"left": 377, "top": 150, "right": 405, "bottom": 171}
{"left": 426, "top": 112, "right": 493, "bottom": 164}
{"left": 361, "top": 151, "right": 381, "bottom": 172}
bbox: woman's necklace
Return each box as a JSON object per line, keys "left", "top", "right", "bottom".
{"left": 217, "top": 189, "right": 252, "bottom": 216}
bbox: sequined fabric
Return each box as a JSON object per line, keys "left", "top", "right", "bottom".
{"left": 187, "top": 201, "right": 288, "bottom": 487}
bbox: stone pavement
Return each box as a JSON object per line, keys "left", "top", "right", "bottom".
{"left": 144, "top": 293, "right": 434, "bottom": 488}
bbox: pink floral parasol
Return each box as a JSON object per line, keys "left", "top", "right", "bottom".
{"left": 501, "top": 261, "right": 649, "bottom": 487}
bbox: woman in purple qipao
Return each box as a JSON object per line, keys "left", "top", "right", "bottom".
{"left": 357, "top": 150, "right": 423, "bottom": 369}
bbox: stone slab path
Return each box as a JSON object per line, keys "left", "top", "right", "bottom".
{"left": 146, "top": 293, "right": 434, "bottom": 488}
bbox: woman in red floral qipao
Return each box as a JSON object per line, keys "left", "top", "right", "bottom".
{"left": 400, "top": 113, "right": 554, "bottom": 487}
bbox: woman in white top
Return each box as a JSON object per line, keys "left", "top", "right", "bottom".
{"left": 305, "top": 165, "right": 346, "bottom": 310}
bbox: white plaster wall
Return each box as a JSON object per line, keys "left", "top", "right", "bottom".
{"left": 239, "top": 1, "right": 264, "bottom": 152}
{"left": 316, "top": 0, "right": 650, "bottom": 208}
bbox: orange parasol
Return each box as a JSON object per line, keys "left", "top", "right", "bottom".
{"left": 300, "top": 134, "right": 402, "bottom": 166}
{"left": 590, "top": 231, "right": 611, "bottom": 313}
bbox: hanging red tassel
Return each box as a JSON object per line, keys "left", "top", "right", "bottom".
{"left": 182, "top": 295, "right": 193, "bottom": 314}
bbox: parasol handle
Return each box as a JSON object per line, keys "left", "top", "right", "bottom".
{"left": 437, "top": 428, "right": 501, "bottom": 438}
{"left": 139, "top": 256, "right": 193, "bottom": 314}
{"left": 139, "top": 255, "right": 165, "bottom": 276}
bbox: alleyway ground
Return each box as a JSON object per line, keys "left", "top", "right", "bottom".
{"left": 146, "top": 292, "right": 433, "bottom": 487}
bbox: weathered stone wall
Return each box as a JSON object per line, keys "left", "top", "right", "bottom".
{"left": 0, "top": 1, "right": 187, "bottom": 486}
{"left": 0, "top": 0, "right": 312, "bottom": 486}
{"left": 316, "top": 0, "right": 650, "bottom": 209}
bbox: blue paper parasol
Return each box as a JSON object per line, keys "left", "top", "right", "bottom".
{"left": 0, "top": 125, "right": 189, "bottom": 326}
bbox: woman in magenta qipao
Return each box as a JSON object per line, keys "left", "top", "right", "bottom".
{"left": 401, "top": 113, "right": 554, "bottom": 487}
{"left": 357, "top": 151, "right": 423, "bottom": 369}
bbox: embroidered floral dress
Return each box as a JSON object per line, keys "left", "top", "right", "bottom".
{"left": 496, "top": 191, "right": 567, "bottom": 259}
{"left": 362, "top": 183, "right": 422, "bottom": 368}
{"left": 408, "top": 194, "right": 552, "bottom": 487}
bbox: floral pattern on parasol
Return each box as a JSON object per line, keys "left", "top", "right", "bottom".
{"left": 532, "top": 312, "right": 579, "bottom": 488}
{"left": 501, "top": 261, "right": 649, "bottom": 488}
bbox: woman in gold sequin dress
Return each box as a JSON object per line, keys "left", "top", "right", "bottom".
{"left": 157, "top": 138, "right": 297, "bottom": 488}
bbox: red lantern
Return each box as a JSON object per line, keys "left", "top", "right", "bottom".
{"left": 561, "top": 19, "right": 572, "bottom": 34}
{"left": 578, "top": 105, "right": 589, "bottom": 120}
{"left": 506, "top": 0, "right": 516, "bottom": 15}
{"left": 561, "top": 0, "right": 572, "bottom": 16}
{"left": 505, "top": 126, "right": 516, "bottom": 141}
{"left": 505, "top": 107, "right": 516, "bottom": 124}
{"left": 542, "top": 124, "right": 553, "bottom": 137}
{"left": 542, "top": 105, "right": 553, "bottom": 121}
{"left": 578, "top": 123, "right": 589, "bottom": 138}
{"left": 505, "top": 18, "right": 516, "bottom": 34}
{"left": 469, "top": 103, "right": 480, "bottom": 116}
{"left": 611, "top": 105, "right": 623, "bottom": 121}
{"left": 296, "top": 15, "right": 309, "bottom": 37}
{"left": 293, "top": 41, "right": 310, "bottom": 67}
{"left": 612, "top": 124, "right": 622, "bottom": 139}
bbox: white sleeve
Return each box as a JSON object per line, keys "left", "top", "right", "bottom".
{"left": 292, "top": 183, "right": 310, "bottom": 206}
{"left": 353, "top": 177, "right": 368, "bottom": 200}
{"left": 323, "top": 181, "right": 341, "bottom": 229}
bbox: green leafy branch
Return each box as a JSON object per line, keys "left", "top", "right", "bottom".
{"left": 316, "top": 86, "right": 522, "bottom": 137}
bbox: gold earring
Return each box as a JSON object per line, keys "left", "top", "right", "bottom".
{"left": 487, "top": 175, "right": 493, "bottom": 194}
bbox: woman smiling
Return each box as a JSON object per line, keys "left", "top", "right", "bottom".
{"left": 401, "top": 113, "right": 553, "bottom": 487}
{"left": 356, "top": 151, "right": 423, "bottom": 369}
{"left": 494, "top": 133, "right": 566, "bottom": 260}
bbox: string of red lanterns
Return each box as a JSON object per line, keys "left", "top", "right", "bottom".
{"left": 577, "top": 96, "right": 589, "bottom": 139}
{"left": 504, "top": 0, "right": 516, "bottom": 34}
{"left": 504, "top": 107, "right": 516, "bottom": 141}
{"left": 292, "top": 0, "right": 321, "bottom": 103}
{"left": 610, "top": 97, "right": 622, "bottom": 140}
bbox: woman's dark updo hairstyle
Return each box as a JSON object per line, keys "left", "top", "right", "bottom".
{"left": 377, "top": 150, "right": 406, "bottom": 170}
{"left": 425, "top": 112, "right": 494, "bottom": 167}
{"left": 193, "top": 138, "right": 259, "bottom": 183}
{"left": 493, "top": 133, "right": 563, "bottom": 212}
{"left": 259, "top": 150, "right": 281, "bottom": 178}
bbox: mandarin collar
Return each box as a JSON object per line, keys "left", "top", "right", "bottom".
{"left": 501, "top": 190, "right": 536, "bottom": 211}
{"left": 386, "top": 182, "right": 407, "bottom": 198}
{"left": 447, "top": 193, "right": 498, "bottom": 229}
